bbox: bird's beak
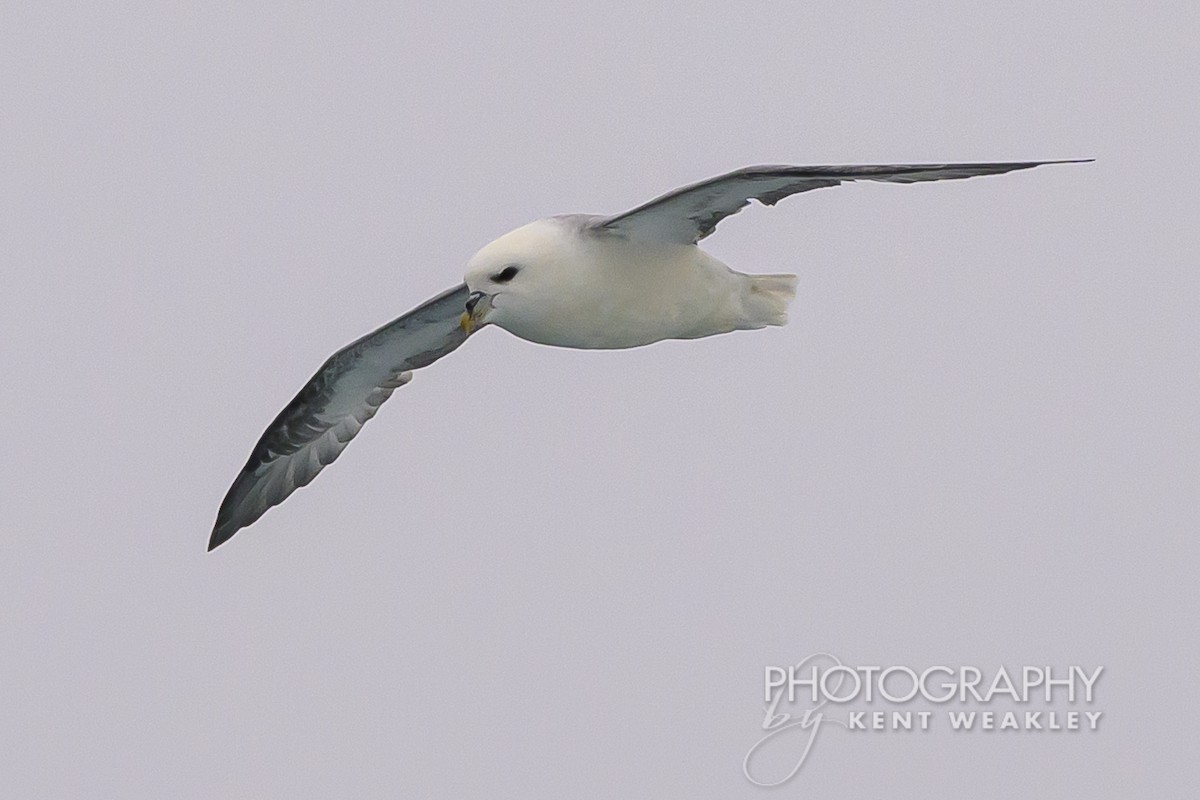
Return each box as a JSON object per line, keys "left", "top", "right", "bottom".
{"left": 460, "top": 291, "right": 492, "bottom": 333}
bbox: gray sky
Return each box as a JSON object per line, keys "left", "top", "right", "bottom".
{"left": 2, "top": 1, "right": 1197, "bottom": 797}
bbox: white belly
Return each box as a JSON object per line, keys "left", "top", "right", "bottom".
{"left": 499, "top": 239, "right": 746, "bottom": 349}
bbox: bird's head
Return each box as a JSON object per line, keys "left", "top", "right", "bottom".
{"left": 460, "top": 219, "right": 571, "bottom": 334}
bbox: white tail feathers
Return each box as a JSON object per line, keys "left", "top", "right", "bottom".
{"left": 742, "top": 273, "right": 798, "bottom": 328}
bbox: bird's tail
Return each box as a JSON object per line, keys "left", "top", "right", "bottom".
{"left": 742, "top": 273, "right": 798, "bottom": 327}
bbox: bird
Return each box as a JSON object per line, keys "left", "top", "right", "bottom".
{"left": 209, "top": 160, "right": 1089, "bottom": 550}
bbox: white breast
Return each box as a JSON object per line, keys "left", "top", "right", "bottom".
{"left": 526, "top": 236, "right": 744, "bottom": 348}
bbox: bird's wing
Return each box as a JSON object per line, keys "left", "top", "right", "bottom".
{"left": 209, "top": 283, "right": 472, "bottom": 550}
{"left": 592, "top": 161, "right": 1090, "bottom": 245}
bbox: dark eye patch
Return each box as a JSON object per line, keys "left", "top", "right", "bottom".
{"left": 492, "top": 265, "right": 521, "bottom": 283}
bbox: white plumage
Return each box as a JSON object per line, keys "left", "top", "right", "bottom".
{"left": 464, "top": 217, "right": 797, "bottom": 349}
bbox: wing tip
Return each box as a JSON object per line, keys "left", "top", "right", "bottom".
{"left": 207, "top": 519, "right": 241, "bottom": 551}
{"left": 1037, "top": 158, "right": 1094, "bottom": 165}
{"left": 208, "top": 474, "right": 250, "bottom": 551}
{"left": 209, "top": 487, "right": 256, "bottom": 551}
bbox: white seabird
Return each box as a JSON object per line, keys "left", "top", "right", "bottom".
{"left": 209, "top": 160, "right": 1088, "bottom": 550}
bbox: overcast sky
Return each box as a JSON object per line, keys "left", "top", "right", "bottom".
{"left": 2, "top": 1, "right": 1197, "bottom": 797}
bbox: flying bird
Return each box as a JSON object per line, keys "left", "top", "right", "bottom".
{"left": 209, "top": 160, "right": 1088, "bottom": 550}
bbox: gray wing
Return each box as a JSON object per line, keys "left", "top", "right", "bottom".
{"left": 593, "top": 161, "right": 1090, "bottom": 244}
{"left": 209, "top": 284, "right": 472, "bottom": 551}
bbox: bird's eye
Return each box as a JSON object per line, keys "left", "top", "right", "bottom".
{"left": 492, "top": 265, "right": 521, "bottom": 283}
